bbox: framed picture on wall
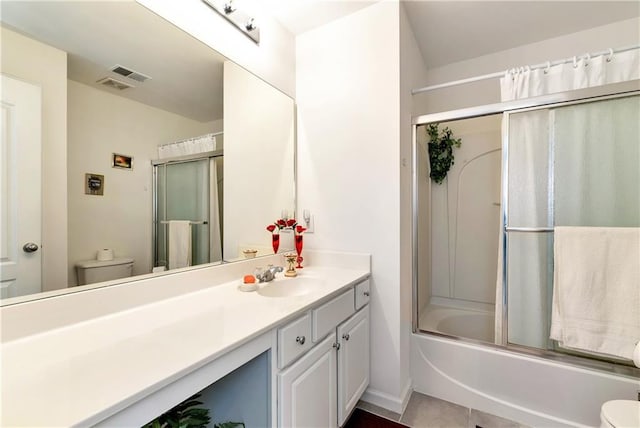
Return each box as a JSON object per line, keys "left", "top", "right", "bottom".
{"left": 85, "top": 173, "right": 104, "bottom": 195}
{"left": 112, "top": 153, "right": 133, "bottom": 170}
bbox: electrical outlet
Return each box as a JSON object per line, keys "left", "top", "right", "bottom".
{"left": 302, "top": 209, "right": 314, "bottom": 233}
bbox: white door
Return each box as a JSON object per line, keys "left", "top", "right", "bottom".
{"left": 0, "top": 74, "right": 42, "bottom": 298}
{"left": 337, "top": 305, "right": 370, "bottom": 427}
{"left": 278, "top": 333, "right": 337, "bottom": 428}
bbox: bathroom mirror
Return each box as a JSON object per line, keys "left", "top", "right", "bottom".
{"left": 0, "top": 1, "right": 295, "bottom": 303}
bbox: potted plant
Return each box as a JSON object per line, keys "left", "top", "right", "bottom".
{"left": 143, "top": 393, "right": 245, "bottom": 428}
{"left": 427, "top": 123, "right": 462, "bottom": 184}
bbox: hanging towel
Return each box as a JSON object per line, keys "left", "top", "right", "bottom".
{"left": 168, "top": 221, "right": 192, "bottom": 270}
{"left": 550, "top": 227, "right": 640, "bottom": 362}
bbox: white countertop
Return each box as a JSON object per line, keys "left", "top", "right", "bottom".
{"left": 1, "top": 265, "right": 369, "bottom": 427}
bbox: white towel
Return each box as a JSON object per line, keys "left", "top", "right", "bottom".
{"left": 168, "top": 221, "right": 192, "bottom": 270}
{"left": 550, "top": 227, "right": 640, "bottom": 361}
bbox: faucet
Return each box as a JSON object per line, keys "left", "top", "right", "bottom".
{"left": 255, "top": 265, "right": 283, "bottom": 283}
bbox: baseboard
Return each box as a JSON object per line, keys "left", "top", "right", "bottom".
{"left": 361, "top": 379, "right": 413, "bottom": 415}
{"left": 399, "top": 379, "right": 413, "bottom": 414}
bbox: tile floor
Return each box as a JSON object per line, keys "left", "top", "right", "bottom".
{"left": 356, "top": 392, "right": 528, "bottom": 428}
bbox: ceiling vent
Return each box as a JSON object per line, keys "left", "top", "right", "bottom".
{"left": 110, "top": 64, "right": 152, "bottom": 83}
{"left": 96, "top": 77, "right": 135, "bottom": 91}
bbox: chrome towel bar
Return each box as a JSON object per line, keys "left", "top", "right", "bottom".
{"left": 505, "top": 226, "right": 553, "bottom": 233}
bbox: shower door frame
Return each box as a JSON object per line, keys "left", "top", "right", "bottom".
{"left": 152, "top": 150, "right": 224, "bottom": 269}
{"left": 411, "top": 79, "right": 640, "bottom": 378}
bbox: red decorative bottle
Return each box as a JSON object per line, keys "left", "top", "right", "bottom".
{"left": 272, "top": 233, "right": 280, "bottom": 254}
{"left": 295, "top": 235, "right": 303, "bottom": 268}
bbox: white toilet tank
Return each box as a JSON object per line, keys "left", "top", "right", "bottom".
{"left": 75, "top": 258, "right": 134, "bottom": 285}
{"left": 600, "top": 400, "right": 640, "bottom": 428}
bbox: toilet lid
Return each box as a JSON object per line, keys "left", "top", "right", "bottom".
{"left": 602, "top": 400, "right": 640, "bottom": 427}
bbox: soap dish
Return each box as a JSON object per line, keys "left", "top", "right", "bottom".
{"left": 238, "top": 283, "right": 258, "bottom": 292}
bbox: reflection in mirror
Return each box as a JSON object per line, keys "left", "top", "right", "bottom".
{"left": 0, "top": 1, "right": 295, "bottom": 303}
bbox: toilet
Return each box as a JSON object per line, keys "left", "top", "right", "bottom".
{"left": 75, "top": 258, "right": 134, "bottom": 285}
{"left": 600, "top": 400, "right": 640, "bottom": 428}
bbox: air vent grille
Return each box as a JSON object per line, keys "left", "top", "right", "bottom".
{"left": 96, "top": 77, "right": 134, "bottom": 91}
{"left": 111, "top": 64, "right": 151, "bottom": 83}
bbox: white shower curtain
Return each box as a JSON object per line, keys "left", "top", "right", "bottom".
{"left": 158, "top": 133, "right": 217, "bottom": 159}
{"left": 500, "top": 49, "right": 640, "bottom": 101}
{"left": 494, "top": 48, "right": 640, "bottom": 345}
{"left": 209, "top": 158, "right": 223, "bottom": 263}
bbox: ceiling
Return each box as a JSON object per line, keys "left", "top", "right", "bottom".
{"left": 266, "top": 0, "right": 640, "bottom": 69}
{"left": 403, "top": 1, "right": 640, "bottom": 69}
{"left": 2, "top": 0, "right": 637, "bottom": 118}
{"left": 248, "top": 0, "right": 379, "bottom": 35}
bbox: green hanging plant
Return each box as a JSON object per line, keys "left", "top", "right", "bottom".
{"left": 427, "top": 123, "right": 462, "bottom": 184}
{"left": 142, "top": 393, "right": 245, "bottom": 428}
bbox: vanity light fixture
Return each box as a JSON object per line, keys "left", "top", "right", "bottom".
{"left": 245, "top": 17, "right": 256, "bottom": 32}
{"left": 202, "top": 0, "right": 260, "bottom": 45}
{"left": 223, "top": 1, "right": 235, "bottom": 14}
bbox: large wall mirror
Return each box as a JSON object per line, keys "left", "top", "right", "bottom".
{"left": 0, "top": 1, "right": 295, "bottom": 303}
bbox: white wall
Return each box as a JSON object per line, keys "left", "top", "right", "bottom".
{"left": 223, "top": 61, "right": 295, "bottom": 260}
{"left": 296, "top": 1, "right": 410, "bottom": 412}
{"left": 0, "top": 27, "right": 68, "bottom": 292}
{"left": 136, "top": 0, "right": 296, "bottom": 98}
{"left": 399, "top": 1, "right": 430, "bottom": 410}
{"left": 67, "top": 80, "right": 217, "bottom": 285}
{"left": 413, "top": 17, "right": 640, "bottom": 114}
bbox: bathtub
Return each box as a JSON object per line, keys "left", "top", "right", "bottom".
{"left": 411, "top": 332, "right": 639, "bottom": 427}
{"left": 419, "top": 304, "right": 495, "bottom": 343}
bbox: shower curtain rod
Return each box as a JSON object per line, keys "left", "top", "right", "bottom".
{"left": 411, "top": 44, "right": 640, "bottom": 95}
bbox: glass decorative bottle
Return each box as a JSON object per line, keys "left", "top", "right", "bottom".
{"left": 295, "top": 235, "right": 303, "bottom": 268}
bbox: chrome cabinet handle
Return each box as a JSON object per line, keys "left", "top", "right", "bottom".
{"left": 23, "top": 243, "right": 39, "bottom": 253}
{"left": 363, "top": 291, "right": 370, "bottom": 297}
{"left": 342, "top": 333, "right": 350, "bottom": 341}
{"left": 296, "top": 336, "right": 306, "bottom": 345}
{"left": 333, "top": 342, "right": 341, "bottom": 350}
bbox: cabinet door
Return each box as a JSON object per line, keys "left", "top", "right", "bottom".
{"left": 337, "top": 305, "right": 370, "bottom": 427}
{"left": 278, "top": 334, "right": 337, "bottom": 428}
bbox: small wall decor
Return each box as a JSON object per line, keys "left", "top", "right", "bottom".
{"left": 112, "top": 153, "right": 133, "bottom": 170}
{"left": 85, "top": 173, "right": 104, "bottom": 196}
{"left": 427, "top": 123, "right": 462, "bottom": 184}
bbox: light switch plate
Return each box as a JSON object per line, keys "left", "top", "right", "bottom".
{"left": 304, "top": 215, "right": 314, "bottom": 233}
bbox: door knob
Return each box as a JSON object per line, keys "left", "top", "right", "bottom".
{"left": 23, "top": 242, "right": 39, "bottom": 253}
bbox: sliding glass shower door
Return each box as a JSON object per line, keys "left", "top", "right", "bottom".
{"left": 505, "top": 94, "right": 640, "bottom": 354}
{"left": 154, "top": 156, "right": 223, "bottom": 269}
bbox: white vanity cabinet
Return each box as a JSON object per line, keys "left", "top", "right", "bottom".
{"left": 277, "top": 279, "right": 370, "bottom": 428}
{"left": 278, "top": 334, "right": 337, "bottom": 427}
{"left": 337, "top": 304, "right": 370, "bottom": 426}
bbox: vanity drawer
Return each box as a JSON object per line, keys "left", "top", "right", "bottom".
{"left": 312, "top": 288, "right": 355, "bottom": 342}
{"left": 354, "top": 279, "right": 370, "bottom": 310}
{"left": 278, "top": 312, "right": 313, "bottom": 369}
